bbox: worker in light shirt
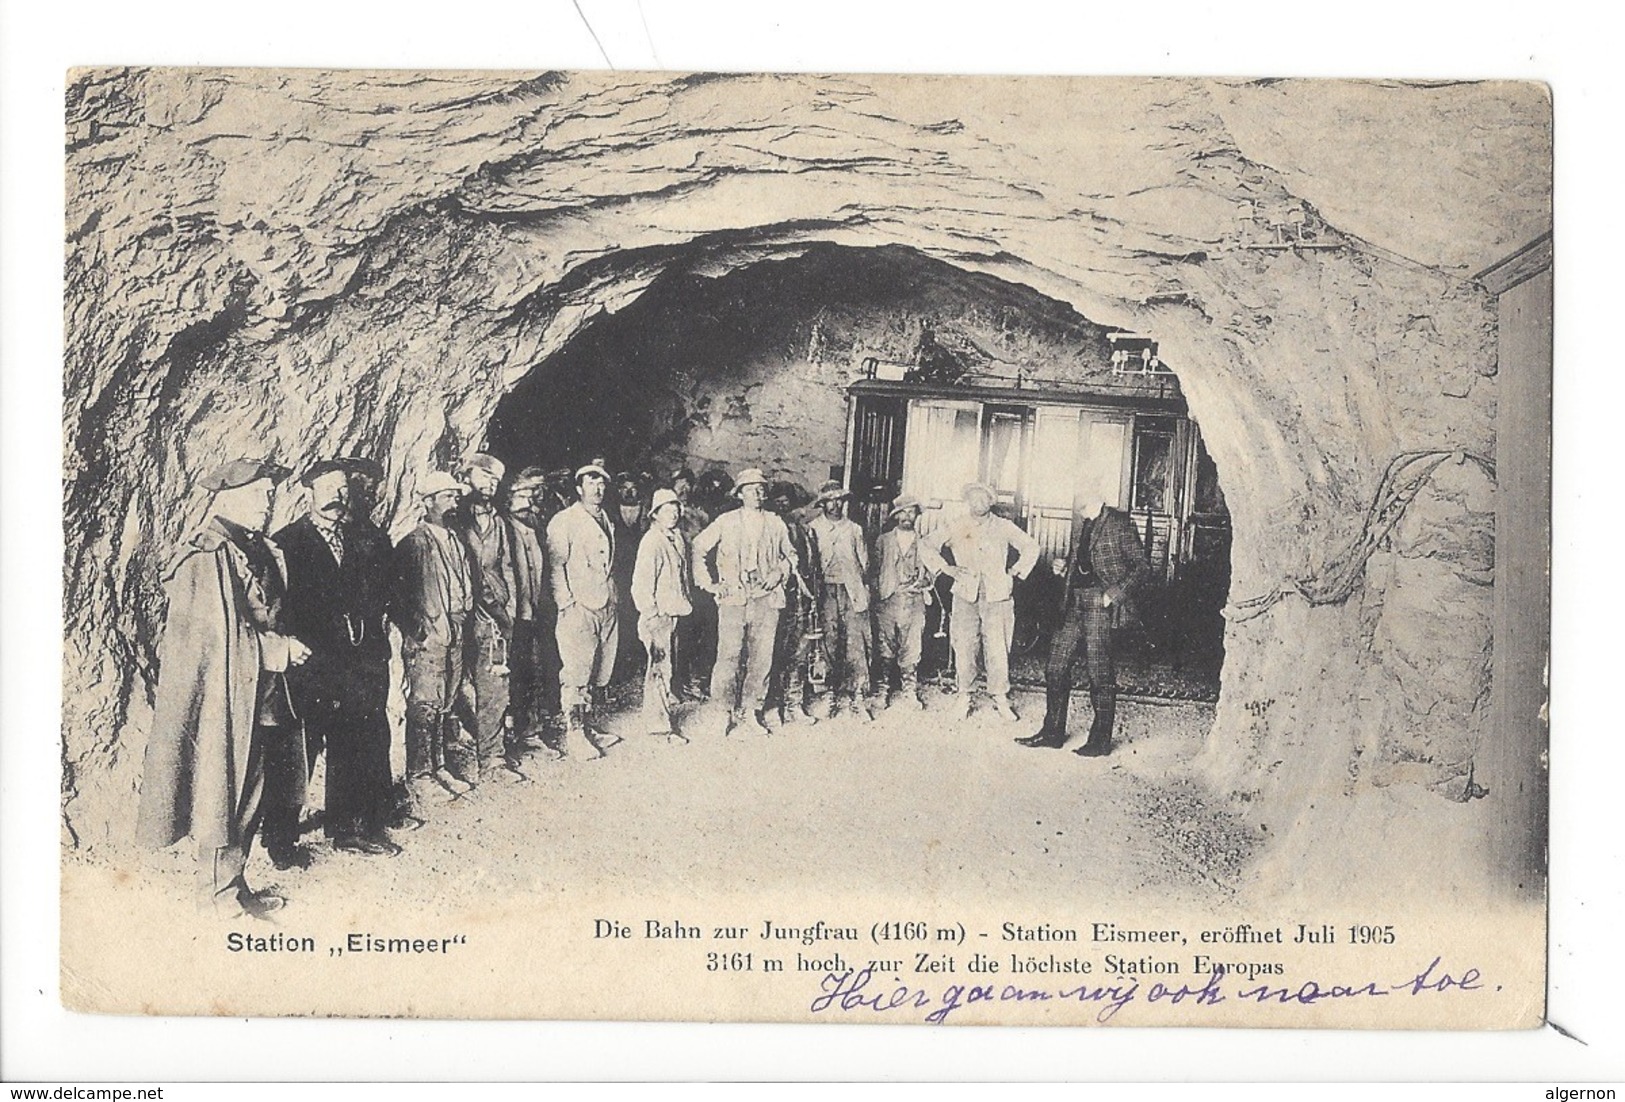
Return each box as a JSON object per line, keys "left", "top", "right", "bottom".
{"left": 691, "top": 468, "right": 801, "bottom": 737}
{"left": 922, "top": 482, "right": 1040, "bottom": 722}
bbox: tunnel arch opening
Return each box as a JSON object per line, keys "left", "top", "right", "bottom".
{"left": 487, "top": 242, "right": 1231, "bottom": 703}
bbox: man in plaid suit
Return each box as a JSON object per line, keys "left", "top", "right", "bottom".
{"left": 1018, "top": 497, "right": 1149, "bottom": 756}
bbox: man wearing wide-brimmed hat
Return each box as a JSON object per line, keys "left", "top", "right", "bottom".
{"left": 874, "top": 493, "right": 938, "bottom": 709}
{"left": 691, "top": 468, "right": 801, "bottom": 736}
{"left": 393, "top": 471, "right": 478, "bottom": 811}
{"left": 923, "top": 481, "right": 1041, "bottom": 722}
{"left": 137, "top": 458, "right": 312, "bottom": 918}
{"left": 806, "top": 479, "right": 875, "bottom": 720}
{"left": 632, "top": 488, "right": 694, "bottom": 739}
{"left": 546, "top": 462, "right": 624, "bottom": 757}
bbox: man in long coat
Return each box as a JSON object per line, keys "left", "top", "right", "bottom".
{"left": 136, "top": 458, "right": 312, "bottom": 918}
{"left": 1018, "top": 497, "right": 1150, "bottom": 756}
{"left": 271, "top": 459, "right": 399, "bottom": 858}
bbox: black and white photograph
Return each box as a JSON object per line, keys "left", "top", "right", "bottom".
{"left": 52, "top": 65, "right": 1553, "bottom": 1029}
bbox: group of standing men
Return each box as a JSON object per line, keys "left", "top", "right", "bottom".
{"left": 136, "top": 450, "right": 1147, "bottom": 920}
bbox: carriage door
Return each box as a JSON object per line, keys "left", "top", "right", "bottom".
{"left": 1028, "top": 408, "right": 1131, "bottom": 562}
{"left": 1028, "top": 407, "right": 1082, "bottom": 561}
{"left": 980, "top": 405, "right": 1033, "bottom": 523}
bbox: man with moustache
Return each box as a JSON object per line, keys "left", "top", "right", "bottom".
{"left": 137, "top": 459, "right": 312, "bottom": 917}
{"left": 806, "top": 480, "right": 875, "bottom": 721}
{"left": 271, "top": 460, "right": 400, "bottom": 857}
{"left": 691, "top": 468, "right": 801, "bottom": 737}
{"left": 446, "top": 453, "right": 525, "bottom": 785}
{"left": 393, "top": 472, "right": 478, "bottom": 811}
{"left": 503, "top": 468, "right": 559, "bottom": 756}
{"left": 924, "top": 482, "right": 1041, "bottom": 723}
{"left": 338, "top": 458, "right": 392, "bottom": 570}
{"left": 874, "top": 494, "right": 938, "bottom": 710}
{"left": 335, "top": 457, "right": 419, "bottom": 827}
{"left": 1017, "top": 495, "right": 1149, "bottom": 757}
{"left": 631, "top": 488, "right": 693, "bottom": 740}
{"left": 765, "top": 481, "right": 823, "bottom": 727}
{"left": 546, "top": 462, "right": 624, "bottom": 757}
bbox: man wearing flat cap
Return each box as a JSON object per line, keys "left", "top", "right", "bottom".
{"left": 546, "top": 462, "right": 623, "bottom": 757}
{"left": 691, "top": 468, "right": 801, "bottom": 737}
{"left": 874, "top": 494, "right": 938, "bottom": 710}
{"left": 923, "top": 482, "right": 1041, "bottom": 722}
{"left": 806, "top": 480, "right": 875, "bottom": 720}
{"left": 270, "top": 459, "right": 400, "bottom": 858}
{"left": 393, "top": 471, "right": 478, "bottom": 810}
{"left": 137, "top": 458, "right": 312, "bottom": 917}
{"left": 447, "top": 452, "right": 524, "bottom": 784}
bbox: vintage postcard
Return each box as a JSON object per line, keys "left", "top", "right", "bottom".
{"left": 60, "top": 69, "right": 1551, "bottom": 1027}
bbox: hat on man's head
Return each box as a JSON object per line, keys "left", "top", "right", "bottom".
{"left": 202, "top": 458, "right": 292, "bottom": 493}
{"left": 462, "top": 453, "right": 505, "bottom": 480}
{"left": 575, "top": 463, "right": 612, "bottom": 484}
{"left": 339, "top": 457, "right": 386, "bottom": 483}
{"left": 768, "top": 480, "right": 810, "bottom": 507}
{"left": 420, "top": 472, "right": 468, "bottom": 497}
{"left": 670, "top": 466, "right": 696, "bottom": 485}
{"left": 299, "top": 458, "right": 351, "bottom": 487}
{"left": 510, "top": 466, "right": 549, "bottom": 492}
{"left": 815, "top": 479, "right": 850, "bottom": 504}
{"left": 962, "top": 481, "right": 995, "bottom": 500}
{"left": 649, "top": 488, "right": 682, "bottom": 515}
{"left": 889, "top": 493, "right": 923, "bottom": 518}
{"left": 732, "top": 468, "right": 769, "bottom": 494}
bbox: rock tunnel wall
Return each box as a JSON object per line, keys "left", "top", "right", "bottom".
{"left": 486, "top": 245, "right": 1141, "bottom": 489}
{"left": 63, "top": 70, "right": 1550, "bottom": 877}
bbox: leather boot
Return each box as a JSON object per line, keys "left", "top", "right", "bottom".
{"left": 1017, "top": 683, "right": 1071, "bottom": 748}
{"left": 897, "top": 672, "right": 923, "bottom": 710}
{"left": 1074, "top": 689, "right": 1117, "bottom": 757}
{"left": 569, "top": 705, "right": 605, "bottom": 760}
{"left": 586, "top": 688, "right": 623, "bottom": 749}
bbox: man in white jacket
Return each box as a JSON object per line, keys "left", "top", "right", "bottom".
{"left": 632, "top": 489, "right": 693, "bottom": 739}
{"left": 691, "top": 468, "right": 801, "bottom": 737}
{"left": 924, "top": 482, "right": 1040, "bottom": 722}
{"left": 545, "top": 463, "right": 622, "bottom": 757}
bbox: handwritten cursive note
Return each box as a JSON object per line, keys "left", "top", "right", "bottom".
{"left": 808, "top": 957, "right": 1485, "bottom": 1024}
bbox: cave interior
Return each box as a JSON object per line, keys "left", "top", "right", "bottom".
{"left": 486, "top": 243, "right": 1230, "bottom": 697}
